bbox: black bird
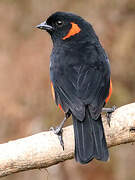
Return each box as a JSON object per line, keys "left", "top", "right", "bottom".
{"left": 36, "top": 12, "right": 112, "bottom": 164}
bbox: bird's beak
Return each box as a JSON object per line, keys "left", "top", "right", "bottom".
{"left": 36, "top": 21, "right": 53, "bottom": 31}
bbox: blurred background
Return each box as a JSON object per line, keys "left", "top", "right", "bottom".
{"left": 0, "top": 0, "right": 135, "bottom": 180}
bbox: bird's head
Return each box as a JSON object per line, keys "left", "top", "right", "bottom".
{"left": 36, "top": 12, "right": 97, "bottom": 44}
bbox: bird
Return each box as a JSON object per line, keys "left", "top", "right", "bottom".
{"left": 36, "top": 12, "right": 113, "bottom": 164}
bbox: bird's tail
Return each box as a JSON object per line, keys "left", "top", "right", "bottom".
{"left": 72, "top": 107, "right": 109, "bottom": 164}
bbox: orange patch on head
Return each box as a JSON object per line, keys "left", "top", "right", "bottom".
{"left": 105, "top": 79, "right": 112, "bottom": 103}
{"left": 63, "top": 22, "right": 81, "bottom": 40}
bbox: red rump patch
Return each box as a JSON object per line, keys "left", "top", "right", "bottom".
{"left": 105, "top": 79, "right": 112, "bottom": 103}
{"left": 58, "top": 104, "right": 63, "bottom": 111}
{"left": 51, "top": 82, "right": 55, "bottom": 100}
{"left": 51, "top": 82, "right": 64, "bottom": 112}
{"left": 63, "top": 22, "right": 81, "bottom": 40}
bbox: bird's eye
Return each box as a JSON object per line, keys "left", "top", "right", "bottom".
{"left": 56, "top": 20, "right": 63, "bottom": 27}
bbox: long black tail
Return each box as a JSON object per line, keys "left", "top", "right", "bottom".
{"left": 72, "top": 108, "right": 109, "bottom": 164}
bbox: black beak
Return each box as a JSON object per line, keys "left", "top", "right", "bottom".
{"left": 36, "top": 21, "right": 53, "bottom": 31}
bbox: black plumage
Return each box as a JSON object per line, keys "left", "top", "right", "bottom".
{"left": 37, "top": 12, "right": 111, "bottom": 163}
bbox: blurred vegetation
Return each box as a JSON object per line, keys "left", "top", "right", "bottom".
{"left": 0, "top": 0, "right": 135, "bottom": 180}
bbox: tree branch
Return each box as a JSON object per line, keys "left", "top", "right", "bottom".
{"left": 0, "top": 103, "right": 135, "bottom": 178}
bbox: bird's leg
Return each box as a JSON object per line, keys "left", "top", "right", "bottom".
{"left": 50, "top": 111, "right": 71, "bottom": 150}
{"left": 102, "top": 105, "right": 116, "bottom": 127}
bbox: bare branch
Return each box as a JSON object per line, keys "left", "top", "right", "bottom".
{"left": 0, "top": 103, "right": 135, "bottom": 178}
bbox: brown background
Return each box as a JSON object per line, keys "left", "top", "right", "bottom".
{"left": 0, "top": 0, "right": 135, "bottom": 180}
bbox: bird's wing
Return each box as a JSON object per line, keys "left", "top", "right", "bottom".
{"left": 50, "top": 48, "right": 110, "bottom": 121}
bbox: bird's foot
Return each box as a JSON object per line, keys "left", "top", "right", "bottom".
{"left": 50, "top": 126, "right": 64, "bottom": 150}
{"left": 49, "top": 112, "right": 71, "bottom": 150}
{"left": 102, "top": 105, "right": 116, "bottom": 127}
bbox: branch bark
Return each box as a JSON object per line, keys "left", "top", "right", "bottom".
{"left": 0, "top": 103, "right": 135, "bottom": 178}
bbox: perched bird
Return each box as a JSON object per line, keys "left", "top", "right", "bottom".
{"left": 36, "top": 12, "right": 113, "bottom": 164}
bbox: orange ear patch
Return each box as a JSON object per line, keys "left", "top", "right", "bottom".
{"left": 63, "top": 22, "right": 81, "bottom": 40}
{"left": 105, "top": 79, "right": 112, "bottom": 103}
